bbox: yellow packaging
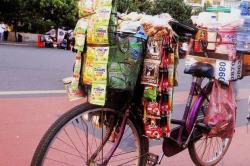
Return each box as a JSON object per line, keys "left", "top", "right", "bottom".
{"left": 94, "top": 24, "right": 109, "bottom": 44}
{"left": 74, "top": 18, "right": 89, "bottom": 34}
{"left": 87, "top": 23, "right": 109, "bottom": 44}
{"left": 90, "top": 83, "right": 107, "bottom": 106}
{"left": 74, "top": 33, "right": 86, "bottom": 52}
{"left": 93, "top": 7, "right": 112, "bottom": 25}
{"left": 93, "top": 63, "right": 108, "bottom": 83}
{"left": 95, "top": 47, "right": 109, "bottom": 63}
{"left": 78, "top": 0, "right": 95, "bottom": 18}
{"left": 83, "top": 51, "right": 95, "bottom": 84}
{"left": 95, "top": 0, "right": 113, "bottom": 8}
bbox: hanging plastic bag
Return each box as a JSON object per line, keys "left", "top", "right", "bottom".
{"left": 204, "top": 80, "right": 236, "bottom": 138}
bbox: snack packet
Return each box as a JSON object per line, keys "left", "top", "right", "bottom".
{"left": 95, "top": 47, "right": 109, "bottom": 63}
{"left": 93, "top": 63, "right": 108, "bottom": 83}
{"left": 141, "top": 59, "right": 161, "bottom": 86}
{"left": 74, "top": 18, "right": 89, "bottom": 33}
{"left": 95, "top": 0, "right": 113, "bottom": 8}
{"left": 71, "top": 52, "right": 82, "bottom": 92}
{"left": 144, "top": 86, "right": 157, "bottom": 101}
{"left": 83, "top": 50, "right": 95, "bottom": 84}
{"left": 94, "top": 7, "right": 112, "bottom": 25}
{"left": 78, "top": 0, "right": 95, "bottom": 18}
{"left": 90, "top": 83, "right": 107, "bottom": 106}
{"left": 74, "top": 18, "right": 88, "bottom": 52}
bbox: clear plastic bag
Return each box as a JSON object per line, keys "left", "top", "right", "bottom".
{"left": 204, "top": 80, "right": 236, "bottom": 138}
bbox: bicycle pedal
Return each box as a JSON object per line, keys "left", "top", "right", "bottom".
{"left": 146, "top": 153, "right": 159, "bottom": 166}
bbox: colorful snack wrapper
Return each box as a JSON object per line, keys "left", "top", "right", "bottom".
{"left": 95, "top": 0, "right": 113, "bottom": 8}
{"left": 93, "top": 63, "right": 108, "bottom": 83}
{"left": 71, "top": 52, "right": 82, "bottom": 92}
{"left": 74, "top": 33, "right": 86, "bottom": 52}
{"left": 141, "top": 59, "right": 160, "bottom": 86}
{"left": 144, "top": 86, "right": 157, "bottom": 101}
{"left": 83, "top": 53, "right": 94, "bottom": 85}
{"left": 74, "top": 18, "right": 89, "bottom": 34}
{"left": 90, "top": 83, "right": 107, "bottom": 106}
{"left": 87, "top": 24, "right": 109, "bottom": 44}
{"left": 94, "top": 7, "right": 112, "bottom": 25}
{"left": 95, "top": 47, "right": 109, "bottom": 63}
{"left": 78, "top": 0, "right": 96, "bottom": 18}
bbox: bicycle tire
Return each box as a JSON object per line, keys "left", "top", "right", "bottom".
{"left": 188, "top": 90, "right": 234, "bottom": 166}
{"left": 31, "top": 103, "right": 148, "bottom": 166}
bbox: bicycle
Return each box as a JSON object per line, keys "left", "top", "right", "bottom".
{"left": 31, "top": 22, "right": 235, "bottom": 166}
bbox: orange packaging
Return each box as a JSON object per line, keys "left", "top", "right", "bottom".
{"left": 243, "top": 54, "right": 250, "bottom": 76}
{"left": 194, "top": 28, "right": 208, "bottom": 52}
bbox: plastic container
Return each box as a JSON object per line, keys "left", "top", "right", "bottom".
{"left": 236, "top": 27, "right": 250, "bottom": 52}
{"left": 240, "top": 1, "right": 249, "bottom": 16}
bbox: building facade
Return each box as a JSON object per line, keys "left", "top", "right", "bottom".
{"left": 184, "top": 0, "right": 241, "bottom": 8}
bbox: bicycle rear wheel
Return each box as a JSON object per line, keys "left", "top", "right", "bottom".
{"left": 31, "top": 103, "right": 148, "bottom": 166}
{"left": 188, "top": 94, "right": 234, "bottom": 166}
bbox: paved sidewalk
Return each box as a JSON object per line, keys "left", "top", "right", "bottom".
{"left": 0, "top": 95, "right": 249, "bottom": 166}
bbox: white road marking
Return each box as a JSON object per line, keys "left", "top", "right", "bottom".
{"left": 0, "top": 90, "right": 66, "bottom": 96}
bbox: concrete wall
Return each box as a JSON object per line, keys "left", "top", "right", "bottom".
{"left": 7, "top": 32, "right": 39, "bottom": 42}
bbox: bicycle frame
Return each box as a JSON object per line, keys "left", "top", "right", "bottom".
{"left": 98, "top": 76, "right": 214, "bottom": 163}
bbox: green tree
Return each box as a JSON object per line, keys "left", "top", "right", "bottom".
{"left": 0, "top": 0, "right": 78, "bottom": 34}
{"left": 151, "top": 0, "right": 192, "bottom": 23}
{"left": 39, "top": 0, "right": 78, "bottom": 30}
{"left": 117, "top": 0, "right": 153, "bottom": 14}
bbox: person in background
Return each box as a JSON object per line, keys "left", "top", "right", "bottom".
{"left": 4, "top": 24, "right": 9, "bottom": 41}
{"left": 0, "top": 22, "right": 6, "bottom": 41}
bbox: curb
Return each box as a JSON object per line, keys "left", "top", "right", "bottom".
{"left": 0, "top": 42, "right": 36, "bottom": 47}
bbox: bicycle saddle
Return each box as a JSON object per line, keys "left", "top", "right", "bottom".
{"left": 169, "top": 20, "right": 198, "bottom": 37}
{"left": 184, "top": 62, "right": 214, "bottom": 78}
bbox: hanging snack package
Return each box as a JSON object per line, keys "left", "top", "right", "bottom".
{"left": 95, "top": 24, "right": 109, "bottom": 44}
{"left": 78, "top": 0, "right": 95, "bottom": 18}
{"left": 93, "top": 7, "right": 112, "bottom": 25}
{"left": 144, "top": 86, "right": 157, "bottom": 101}
{"left": 87, "top": 23, "right": 109, "bottom": 44}
{"left": 90, "top": 83, "right": 107, "bottom": 106}
{"left": 74, "top": 18, "right": 88, "bottom": 52}
{"left": 93, "top": 63, "right": 108, "bottom": 83}
{"left": 66, "top": 52, "right": 85, "bottom": 101}
{"left": 95, "top": 47, "right": 109, "bottom": 63}
{"left": 83, "top": 48, "right": 95, "bottom": 84}
{"left": 95, "top": 0, "right": 113, "bottom": 8}
{"left": 141, "top": 59, "right": 161, "bottom": 86}
{"left": 146, "top": 39, "right": 163, "bottom": 60}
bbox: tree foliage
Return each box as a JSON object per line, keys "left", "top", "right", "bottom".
{"left": 151, "top": 0, "right": 193, "bottom": 23}
{"left": 117, "top": 0, "right": 153, "bottom": 14}
{"left": 0, "top": 0, "right": 193, "bottom": 33}
{"left": 0, "top": 0, "right": 78, "bottom": 33}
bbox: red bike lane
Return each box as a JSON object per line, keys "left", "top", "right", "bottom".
{"left": 0, "top": 92, "right": 249, "bottom": 166}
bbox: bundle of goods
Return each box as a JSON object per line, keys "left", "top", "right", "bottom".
{"left": 67, "top": 2, "right": 178, "bottom": 139}
{"left": 67, "top": 0, "right": 119, "bottom": 104}
{"left": 117, "top": 12, "right": 179, "bottom": 139}
{"left": 188, "top": 10, "right": 250, "bottom": 83}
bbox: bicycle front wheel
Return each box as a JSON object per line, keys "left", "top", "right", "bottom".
{"left": 31, "top": 103, "right": 148, "bottom": 166}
